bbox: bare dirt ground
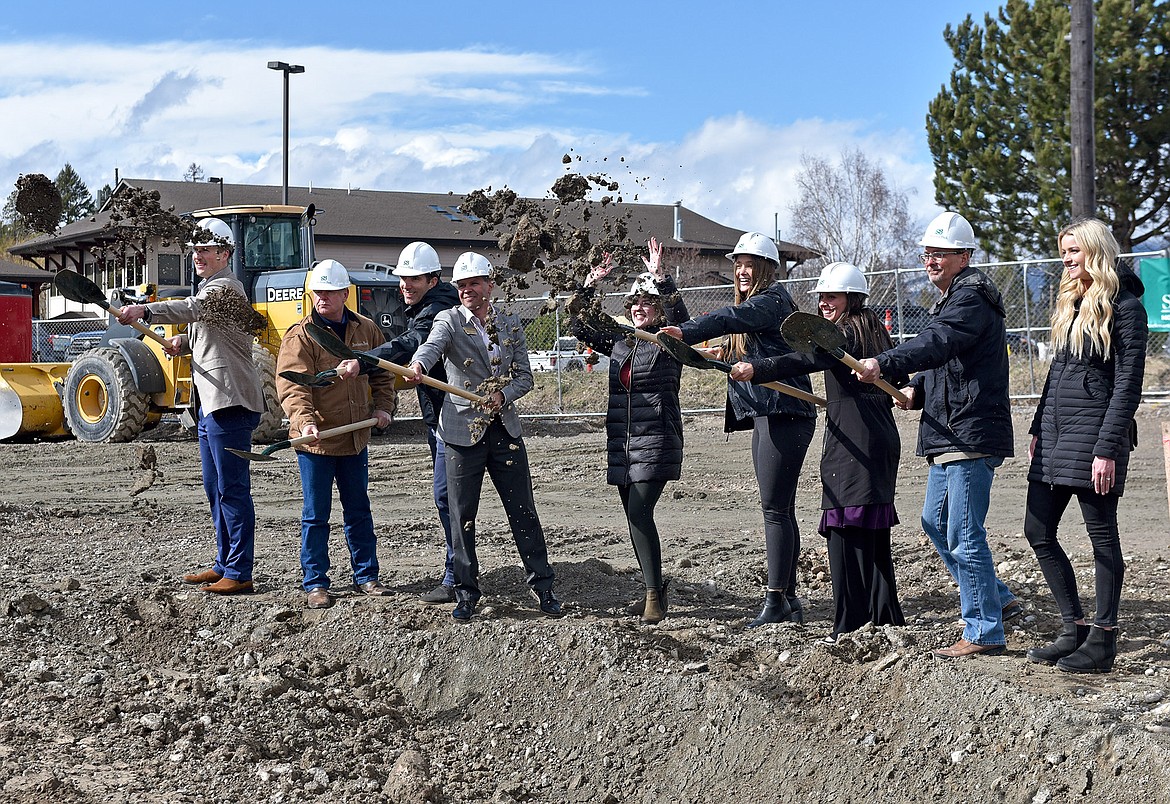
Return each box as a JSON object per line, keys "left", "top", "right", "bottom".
{"left": 2, "top": 400, "right": 1170, "bottom": 803}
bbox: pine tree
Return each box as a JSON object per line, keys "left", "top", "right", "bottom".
{"left": 926, "top": 0, "right": 1170, "bottom": 256}
{"left": 54, "top": 163, "right": 95, "bottom": 224}
{"left": 183, "top": 163, "right": 204, "bottom": 182}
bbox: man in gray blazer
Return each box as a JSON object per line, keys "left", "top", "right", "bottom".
{"left": 117, "top": 217, "right": 265, "bottom": 595}
{"left": 409, "top": 251, "right": 561, "bottom": 621}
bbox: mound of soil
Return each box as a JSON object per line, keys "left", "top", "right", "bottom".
{"left": 2, "top": 407, "right": 1169, "bottom": 802}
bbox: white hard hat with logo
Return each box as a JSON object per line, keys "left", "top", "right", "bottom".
{"left": 451, "top": 252, "right": 493, "bottom": 282}
{"left": 308, "top": 259, "right": 351, "bottom": 291}
{"left": 919, "top": 211, "right": 978, "bottom": 250}
{"left": 627, "top": 272, "right": 661, "bottom": 298}
{"left": 811, "top": 262, "right": 869, "bottom": 296}
{"left": 187, "top": 217, "right": 234, "bottom": 249}
{"left": 726, "top": 231, "right": 780, "bottom": 265}
{"left": 394, "top": 241, "right": 442, "bottom": 276}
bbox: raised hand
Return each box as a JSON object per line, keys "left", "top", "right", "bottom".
{"left": 584, "top": 252, "right": 614, "bottom": 287}
{"left": 642, "top": 237, "right": 665, "bottom": 281}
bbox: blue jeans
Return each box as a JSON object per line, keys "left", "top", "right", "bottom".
{"left": 428, "top": 428, "right": 455, "bottom": 586}
{"left": 296, "top": 448, "right": 380, "bottom": 590}
{"left": 197, "top": 406, "right": 261, "bottom": 581}
{"left": 922, "top": 456, "right": 1014, "bottom": 646}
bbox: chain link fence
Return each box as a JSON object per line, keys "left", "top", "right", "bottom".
{"left": 30, "top": 317, "right": 106, "bottom": 362}
{"left": 504, "top": 248, "right": 1170, "bottom": 414}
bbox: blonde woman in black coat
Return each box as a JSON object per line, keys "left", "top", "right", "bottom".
{"left": 573, "top": 239, "right": 689, "bottom": 623}
{"left": 1024, "top": 217, "right": 1147, "bottom": 673}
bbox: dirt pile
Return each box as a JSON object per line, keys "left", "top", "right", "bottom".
{"left": 2, "top": 407, "right": 1170, "bottom": 803}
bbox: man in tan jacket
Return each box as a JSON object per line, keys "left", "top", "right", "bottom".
{"left": 117, "top": 217, "right": 265, "bottom": 595}
{"left": 276, "top": 260, "right": 396, "bottom": 609}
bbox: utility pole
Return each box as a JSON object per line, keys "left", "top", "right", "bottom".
{"left": 1070, "top": 0, "right": 1096, "bottom": 219}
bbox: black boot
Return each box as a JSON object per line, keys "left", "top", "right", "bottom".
{"left": 784, "top": 595, "right": 805, "bottom": 625}
{"left": 748, "top": 590, "right": 793, "bottom": 629}
{"left": 1026, "top": 623, "right": 1089, "bottom": 665}
{"left": 1056, "top": 626, "right": 1117, "bottom": 674}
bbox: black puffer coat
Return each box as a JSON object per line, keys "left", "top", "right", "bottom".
{"left": 1028, "top": 269, "right": 1148, "bottom": 494}
{"left": 677, "top": 281, "right": 816, "bottom": 431}
{"left": 573, "top": 278, "right": 689, "bottom": 485}
{"left": 368, "top": 281, "right": 459, "bottom": 428}
{"left": 876, "top": 267, "right": 1014, "bottom": 458}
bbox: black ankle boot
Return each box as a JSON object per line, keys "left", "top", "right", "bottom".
{"left": 748, "top": 590, "right": 793, "bottom": 628}
{"left": 1056, "top": 626, "right": 1117, "bottom": 674}
{"left": 784, "top": 595, "right": 805, "bottom": 625}
{"left": 1026, "top": 623, "right": 1089, "bottom": 665}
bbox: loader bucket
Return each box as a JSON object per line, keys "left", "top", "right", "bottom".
{"left": 0, "top": 364, "right": 70, "bottom": 440}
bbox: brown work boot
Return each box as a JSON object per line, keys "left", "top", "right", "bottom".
{"left": 201, "top": 578, "right": 254, "bottom": 595}
{"left": 933, "top": 638, "right": 1005, "bottom": 658}
{"left": 354, "top": 580, "right": 392, "bottom": 597}
{"left": 641, "top": 589, "right": 666, "bottom": 624}
{"left": 305, "top": 588, "right": 332, "bottom": 609}
{"left": 183, "top": 569, "right": 222, "bottom": 584}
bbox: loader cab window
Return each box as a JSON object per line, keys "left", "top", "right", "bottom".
{"left": 157, "top": 254, "right": 183, "bottom": 286}
{"left": 240, "top": 215, "right": 302, "bottom": 272}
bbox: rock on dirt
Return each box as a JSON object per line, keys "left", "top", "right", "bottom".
{"left": 2, "top": 407, "right": 1170, "bottom": 802}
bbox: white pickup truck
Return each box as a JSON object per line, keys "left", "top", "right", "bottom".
{"left": 529, "top": 336, "right": 608, "bottom": 373}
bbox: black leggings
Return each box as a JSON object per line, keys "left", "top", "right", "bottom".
{"left": 619, "top": 480, "right": 667, "bottom": 590}
{"left": 1024, "top": 481, "right": 1124, "bottom": 627}
{"left": 752, "top": 414, "right": 815, "bottom": 592}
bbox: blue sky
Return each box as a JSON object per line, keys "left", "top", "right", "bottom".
{"left": 0, "top": 1, "right": 1005, "bottom": 238}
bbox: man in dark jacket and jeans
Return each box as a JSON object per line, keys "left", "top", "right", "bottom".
{"left": 337, "top": 241, "right": 460, "bottom": 603}
{"left": 856, "top": 211, "right": 1020, "bottom": 658}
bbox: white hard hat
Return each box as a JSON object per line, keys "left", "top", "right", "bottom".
{"left": 627, "top": 272, "right": 660, "bottom": 298}
{"left": 811, "top": 262, "right": 869, "bottom": 296}
{"left": 919, "top": 211, "right": 978, "bottom": 250}
{"left": 187, "top": 217, "right": 234, "bottom": 249}
{"left": 726, "top": 231, "right": 780, "bottom": 265}
{"left": 393, "top": 241, "right": 442, "bottom": 276}
{"left": 308, "top": 259, "right": 351, "bottom": 291}
{"left": 451, "top": 252, "right": 493, "bottom": 282}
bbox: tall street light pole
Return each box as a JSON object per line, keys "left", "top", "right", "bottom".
{"left": 267, "top": 61, "right": 305, "bottom": 205}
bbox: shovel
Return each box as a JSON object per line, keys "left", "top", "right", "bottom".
{"left": 780, "top": 311, "right": 909, "bottom": 405}
{"left": 655, "top": 333, "right": 828, "bottom": 407}
{"left": 53, "top": 270, "right": 172, "bottom": 348}
{"left": 226, "top": 417, "right": 380, "bottom": 462}
{"left": 304, "top": 322, "right": 488, "bottom": 405}
{"left": 278, "top": 369, "right": 338, "bottom": 388}
{"left": 579, "top": 310, "right": 826, "bottom": 407}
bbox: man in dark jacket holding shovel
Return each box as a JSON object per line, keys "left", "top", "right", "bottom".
{"left": 855, "top": 211, "right": 1020, "bottom": 659}
{"left": 336, "top": 241, "right": 461, "bottom": 605}
{"left": 277, "top": 260, "right": 396, "bottom": 609}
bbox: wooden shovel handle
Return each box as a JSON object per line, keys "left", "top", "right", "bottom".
{"left": 758, "top": 381, "right": 828, "bottom": 407}
{"left": 834, "top": 351, "right": 909, "bottom": 405}
{"left": 371, "top": 357, "right": 488, "bottom": 405}
{"left": 287, "top": 417, "right": 380, "bottom": 449}
{"left": 102, "top": 300, "right": 173, "bottom": 348}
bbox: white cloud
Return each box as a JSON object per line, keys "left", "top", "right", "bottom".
{"left": 0, "top": 39, "right": 941, "bottom": 244}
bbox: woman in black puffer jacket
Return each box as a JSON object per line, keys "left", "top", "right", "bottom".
{"left": 573, "top": 239, "right": 689, "bottom": 623}
{"left": 1024, "top": 217, "right": 1148, "bottom": 674}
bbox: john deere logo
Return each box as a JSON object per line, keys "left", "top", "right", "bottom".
{"left": 380, "top": 314, "right": 392, "bottom": 328}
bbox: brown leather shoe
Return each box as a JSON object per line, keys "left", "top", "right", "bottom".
{"left": 183, "top": 569, "right": 223, "bottom": 584}
{"left": 306, "top": 588, "right": 332, "bottom": 609}
{"left": 354, "top": 580, "right": 392, "bottom": 597}
{"left": 201, "top": 578, "right": 254, "bottom": 595}
{"left": 933, "top": 638, "right": 1005, "bottom": 658}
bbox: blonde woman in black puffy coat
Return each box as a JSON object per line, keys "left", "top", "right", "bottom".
{"left": 1024, "top": 217, "right": 1148, "bottom": 674}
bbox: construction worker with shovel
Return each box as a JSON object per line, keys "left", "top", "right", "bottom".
{"left": 276, "top": 260, "right": 396, "bottom": 609}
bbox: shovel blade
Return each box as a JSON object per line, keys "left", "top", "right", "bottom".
{"left": 656, "top": 333, "right": 723, "bottom": 372}
{"left": 305, "top": 322, "right": 358, "bottom": 361}
{"left": 781, "top": 311, "right": 845, "bottom": 356}
{"left": 224, "top": 446, "right": 277, "bottom": 462}
{"left": 279, "top": 369, "right": 333, "bottom": 388}
{"left": 54, "top": 270, "right": 110, "bottom": 307}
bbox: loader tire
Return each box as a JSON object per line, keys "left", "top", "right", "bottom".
{"left": 251, "top": 343, "right": 286, "bottom": 444}
{"left": 63, "top": 348, "right": 149, "bottom": 443}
